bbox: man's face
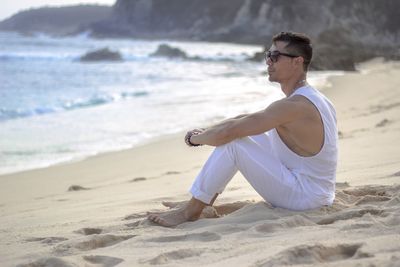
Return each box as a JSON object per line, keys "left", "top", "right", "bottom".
{"left": 266, "top": 41, "right": 298, "bottom": 83}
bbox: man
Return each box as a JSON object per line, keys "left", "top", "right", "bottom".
{"left": 148, "top": 32, "right": 338, "bottom": 227}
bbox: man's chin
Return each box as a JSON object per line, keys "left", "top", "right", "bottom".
{"left": 268, "top": 75, "right": 275, "bottom": 82}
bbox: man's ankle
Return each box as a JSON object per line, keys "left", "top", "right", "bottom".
{"left": 182, "top": 197, "right": 208, "bottom": 221}
{"left": 183, "top": 207, "right": 203, "bottom": 221}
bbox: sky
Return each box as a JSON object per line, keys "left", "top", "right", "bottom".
{"left": 0, "top": 0, "right": 116, "bottom": 21}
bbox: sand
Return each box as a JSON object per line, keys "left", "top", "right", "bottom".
{"left": 1, "top": 59, "right": 400, "bottom": 267}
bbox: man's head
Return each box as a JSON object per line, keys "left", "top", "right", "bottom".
{"left": 266, "top": 32, "right": 312, "bottom": 83}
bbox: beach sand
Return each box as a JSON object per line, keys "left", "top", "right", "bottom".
{"left": 1, "top": 59, "right": 400, "bottom": 267}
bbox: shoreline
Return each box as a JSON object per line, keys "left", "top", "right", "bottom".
{"left": 1, "top": 59, "right": 400, "bottom": 266}
{"left": 0, "top": 132, "right": 214, "bottom": 204}
{"left": 0, "top": 68, "right": 343, "bottom": 177}
{"left": 0, "top": 67, "right": 346, "bottom": 179}
{"left": 0, "top": 59, "right": 396, "bottom": 188}
{"left": 0, "top": 132, "right": 188, "bottom": 177}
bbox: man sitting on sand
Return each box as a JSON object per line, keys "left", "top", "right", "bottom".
{"left": 148, "top": 32, "right": 338, "bottom": 227}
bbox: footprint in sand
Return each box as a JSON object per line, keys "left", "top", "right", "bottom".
{"left": 146, "top": 231, "right": 221, "bottom": 242}
{"left": 375, "top": 118, "right": 391, "bottom": 127}
{"left": 68, "top": 185, "right": 90, "bottom": 191}
{"left": 254, "top": 243, "right": 372, "bottom": 266}
{"left": 16, "top": 257, "right": 75, "bottom": 267}
{"left": 164, "top": 171, "right": 180, "bottom": 175}
{"left": 340, "top": 222, "right": 375, "bottom": 230}
{"left": 314, "top": 184, "right": 399, "bottom": 225}
{"left": 144, "top": 248, "right": 204, "bottom": 265}
{"left": 129, "top": 177, "right": 147, "bottom": 182}
{"left": 25, "top": 236, "right": 68, "bottom": 245}
{"left": 370, "top": 102, "right": 400, "bottom": 115}
{"left": 83, "top": 255, "right": 124, "bottom": 267}
{"left": 125, "top": 220, "right": 143, "bottom": 228}
{"left": 123, "top": 212, "right": 148, "bottom": 220}
{"left": 316, "top": 207, "right": 385, "bottom": 225}
{"left": 74, "top": 227, "right": 103, "bottom": 235}
{"left": 254, "top": 215, "right": 316, "bottom": 233}
{"left": 337, "top": 185, "right": 395, "bottom": 206}
{"left": 354, "top": 195, "right": 391, "bottom": 205}
{"left": 343, "top": 185, "right": 388, "bottom": 197}
{"left": 54, "top": 234, "right": 135, "bottom": 255}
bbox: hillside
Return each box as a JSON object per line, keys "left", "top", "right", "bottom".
{"left": 0, "top": 5, "right": 111, "bottom": 36}
{"left": 89, "top": 0, "right": 400, "bottom": 70}
{"left": 93, "top": 0, "right": 400, "bottom": 46}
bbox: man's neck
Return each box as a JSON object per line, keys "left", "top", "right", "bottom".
{"left": 281, "top": 74, "right": 307, "bottom": 97}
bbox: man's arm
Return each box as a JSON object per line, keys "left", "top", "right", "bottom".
{"left": 186, "top": 113, "right": 249, "bottom": 135}
{"left": 190, "top": 97, "right": 307, "bottom": 146}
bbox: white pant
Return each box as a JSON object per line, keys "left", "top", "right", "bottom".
{"left": 189, "top": 133, "right": 323, "bottom": 211}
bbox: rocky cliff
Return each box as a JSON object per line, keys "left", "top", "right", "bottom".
{"left": 91, "top": 0, "right": 399, "bottom": 45}
{"left": 87, "top": 0, "right": 400, "bottom": 70}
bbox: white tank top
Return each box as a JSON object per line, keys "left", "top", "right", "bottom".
{"left": 270, "top": 85, "right": 338, "bottom": 204}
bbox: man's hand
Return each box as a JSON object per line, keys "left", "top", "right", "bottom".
{"left": 185, "top": 128, "right": 205, "bottom": 146}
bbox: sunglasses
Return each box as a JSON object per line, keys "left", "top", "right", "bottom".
{"left": 265, "top": 50, "right": 300, "bottom": 63}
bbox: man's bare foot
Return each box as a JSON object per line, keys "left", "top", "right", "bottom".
{"left": 148, "top": 198, "right": 207, "bottom": 227}
{"left": 147, "top": 208, "right": 192, "bottom": 227}
{"left": 162, "top": 200, "right": 251, "bottom": 215}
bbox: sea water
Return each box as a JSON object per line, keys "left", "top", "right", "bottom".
{"left": 0, "top": 32, "right": 342, "bottom": 175}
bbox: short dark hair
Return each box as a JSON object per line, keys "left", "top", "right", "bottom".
{"left": 272, "top": 32, "right": 312, "bottom": 71}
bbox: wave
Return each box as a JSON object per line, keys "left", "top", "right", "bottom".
{"left": 0, "top": 90, "right": 149, "bottom": 121}
{"left": 0, "top": 50, "right": 250, "bottom": 63}
{"left": 0, "top": 52, "right": 76, "bottom": 62}
{"left": 1, "top": 32, "right": 258, "bottom": 64}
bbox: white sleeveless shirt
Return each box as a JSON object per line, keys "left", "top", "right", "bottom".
{"left": 270, "top": 85, "right": 338, "bottom": 205}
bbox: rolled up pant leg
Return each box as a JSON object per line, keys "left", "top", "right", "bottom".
{"left": 189, "top": 133, "right": 305, "bottom": 210}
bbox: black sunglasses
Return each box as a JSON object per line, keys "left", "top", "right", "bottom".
{"left": 265, "top": 50, "right": 299, "bottom": 63}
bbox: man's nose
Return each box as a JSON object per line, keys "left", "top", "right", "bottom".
{"left": 265, "top": 57, "right": 273, "bottom": 66}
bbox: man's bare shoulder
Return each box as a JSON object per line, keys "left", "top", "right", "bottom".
{"left": 281, "top": 94, "right": 323, "bottom": 125}
{"left": 267, "top": 95, "right": 312, "bottom": 115}
{"left": 282, "top": 95, "right": 318, "bottom": 114}
{"left": 287, "top": 94, "right": 312, "bottom": 104}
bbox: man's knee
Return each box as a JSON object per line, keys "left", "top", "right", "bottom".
{"left": 217, "top": 137, "right": 251, "bottom": 157}
{"left": 227, "top": 137, "right": 251, "bottom": 148}
{"left": 215, "top": 138, "right": 241, "bottom": 150}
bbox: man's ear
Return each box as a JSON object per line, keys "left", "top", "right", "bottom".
{"left": 294, "top": 57, "right": 304, "bottom": 67}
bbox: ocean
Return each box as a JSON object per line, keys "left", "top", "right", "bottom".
{"left": 0, "top": 32, "right": 342, "bottom": 175}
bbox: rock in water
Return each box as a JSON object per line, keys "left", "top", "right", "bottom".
{"left": 150, "top": 44, "right": 188, "bottom": 59}
{"left": 80, "top": 47, "right": 123, "bottom": 62}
